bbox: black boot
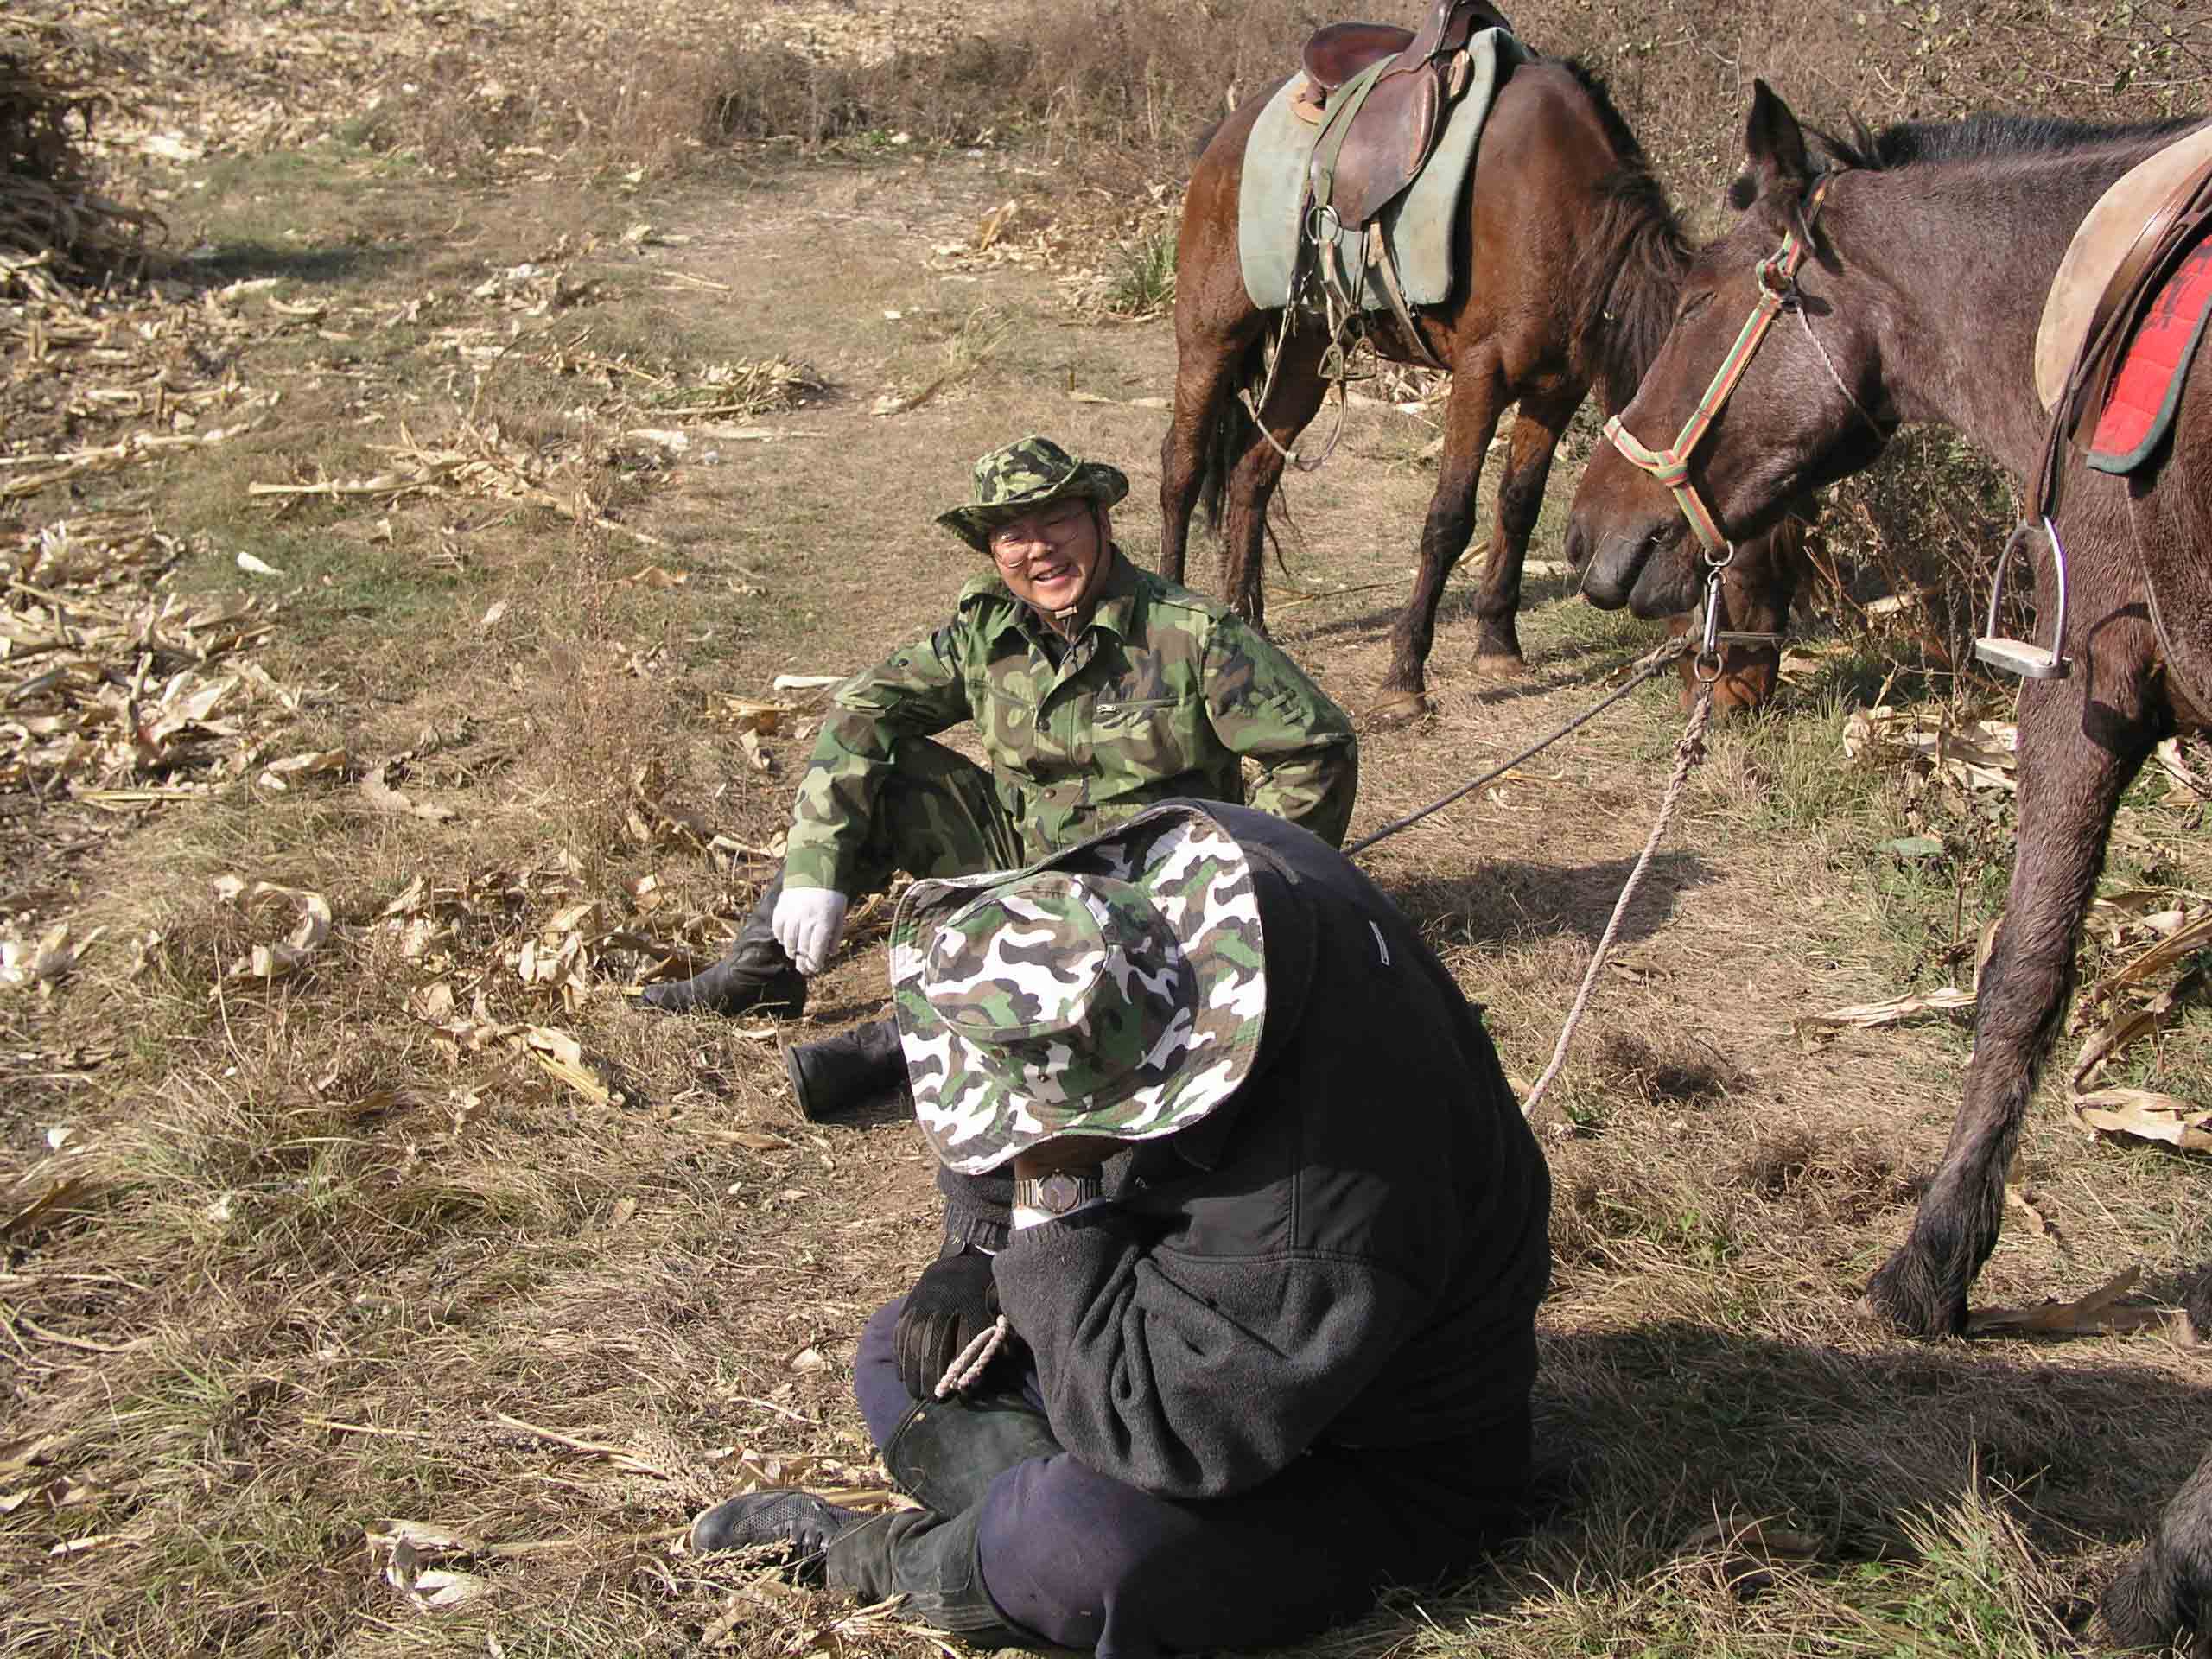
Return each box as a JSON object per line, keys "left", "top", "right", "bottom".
{"left": 783, "top": 1016, "right": 906, "bottom": 1121}
{"left": 639, "top": 869, "right": 805, "bottom": 1017}
{"left": 694, "top": 1490, "right": 1034, "bottom": 1644}
{"left": 884, "top": 1391, "right": 1064, "bottom": 1518}
{"left": 690, "top": 1491, "right": 861, "bottom": 1579}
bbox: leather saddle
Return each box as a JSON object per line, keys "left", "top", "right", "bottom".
{"left": 2032, "top": 120, "right": 2212, "bottom": 511}
{"left": 1296, "top": 0, "right": 1514, "bottom": 230}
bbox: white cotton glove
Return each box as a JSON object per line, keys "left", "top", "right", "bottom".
{"left": 772, "top": 887, "right": 849, "bottom": 976}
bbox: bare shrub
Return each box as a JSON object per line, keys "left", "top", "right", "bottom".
{"left": 1, "top": 11, "right": 156, "bottom": 281}
{"left": 1802, "top": 431, "right": 2028, "bottom": 695}
{"left": 355, "top": 0, "right": 1332, "bottom": 182}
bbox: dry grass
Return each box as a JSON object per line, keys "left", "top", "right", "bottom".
{"left": 4, "top": 2, "right": 2212, "bottom": 1656}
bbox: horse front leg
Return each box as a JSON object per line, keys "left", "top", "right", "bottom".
{"left": 1467, "top": 383, "right": 1582, "bottom": 679}
{"left": 1381, "top": 353, "right": 1507, "bottom": 712}
{"left": 2104, "top": 1433, "right": 2212, "bottom": 1652}
{"left": 1862, "top": 664, "right": 2158, "bottom": 1337}
{"left": 1218, "top": 327, "right": 1331, "bottom": 633}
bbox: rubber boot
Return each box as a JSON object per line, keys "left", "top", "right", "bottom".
{"left": 783, "top": 1016, "right": 906, "bottom": 1121}
{"left": 883, "top": 1391, "right": 1064, "bottom": 1518}
{"left": 639, "top": 869, "right": 805, "bottom": 1017}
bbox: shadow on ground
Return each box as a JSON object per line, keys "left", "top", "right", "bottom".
{"left": 189, "top": 241, "right": 406, "bottom": 286}
{"left": 1384, "top": 850, "right": 1713, "bottom": 948}
{"left": 1496, "top": 1319, "right": 2212, "bottom": 1623}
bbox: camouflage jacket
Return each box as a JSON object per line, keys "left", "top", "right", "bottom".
{"left": 782, "top": 552, "right": 1357, "bottom": 892}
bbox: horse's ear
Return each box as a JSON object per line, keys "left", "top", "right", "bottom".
{"left": 1741, "top": 79, "right": 1813, "bottom": 208}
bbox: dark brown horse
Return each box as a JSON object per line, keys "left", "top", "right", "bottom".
{"left": 1159, "top": 54, "right": 1807, "bottom": 717}
{"left": 1565, "top": 82, "right": 2212, "bottom": 1645}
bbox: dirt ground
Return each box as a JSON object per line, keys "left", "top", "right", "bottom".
{"left": 6, "top": 3, "right": 2212, "bottom": 1656}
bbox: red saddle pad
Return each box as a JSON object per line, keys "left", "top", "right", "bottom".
{"left": 2087, "top": 229, "right": 2212, "bottom": 474}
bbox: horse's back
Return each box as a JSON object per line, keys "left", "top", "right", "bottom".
{"left": 1454, "top": 60, "right": 1636, "bottom": 336}
{"left": 1467, "top": 61, "right": 1634, "bottom": 224}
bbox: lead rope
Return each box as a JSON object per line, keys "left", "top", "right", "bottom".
{"left": 1343, "top": 633, "right": 1690, "bottom": 855}
{"left": 935, "top": 1315, "right": 1012, "bottom": 1399}
{"left": 1517, "top": 683, "right": 1713, "bottom": 1118}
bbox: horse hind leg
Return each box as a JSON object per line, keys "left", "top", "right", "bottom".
{"left": 1466, "top": 384, "right": 1583, "bottom": 681}
{"left": 1382, "top": 353, "right": 1510, "bottom": 711}
{"left": 1217, "top": 326, "right": 1332, "bottom": 633}
{"left": 1160, "top": 328, "right": 1260, "bottom": 589}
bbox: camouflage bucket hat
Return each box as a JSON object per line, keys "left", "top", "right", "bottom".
{"left": 890, "top": 803, "right": 1267, "bottom": 1175}
{"left": 935, "top": 435, "right": 1131, "bottom": 553}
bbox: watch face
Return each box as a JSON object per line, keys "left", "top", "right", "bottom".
{"left": 1040, "top": 1173, "right": 1082, "bottom": 1212}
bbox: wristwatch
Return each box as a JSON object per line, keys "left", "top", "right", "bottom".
{"left": 1013, "top": 1171, "right": 1104, "bottom": 1217}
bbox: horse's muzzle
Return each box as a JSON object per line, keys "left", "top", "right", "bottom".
{"left": 1571, "top": 518, "right": 1680, "bottom": 613}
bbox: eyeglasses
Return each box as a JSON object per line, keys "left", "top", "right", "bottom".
{"left": 988, "top": 503, "right": 1096, "bottom": 566}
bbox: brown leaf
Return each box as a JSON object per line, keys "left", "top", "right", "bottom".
{"left": 1967, "top": 1266, "right": 2165, "bottom": 1337}
{"left": 2004, "top": 1183, "right": 2057, "bottom": 1241}
{"left": 1794, "top": 987, "right": 1974, "bottom": 1037}
{"left": 714, "top": 1129, "right": 794, "bottom": 1152}
{"left": 213, "top": 879, "right": 332, "bottom": 982}
{"left": 381, "top": 874, "right": 430, "bottom": 918}
{"left": 720, "top": 698, "right": 794, "bottom": 734}
{"left": 257, "top": 747, "right": 347, "bottom": 791}
{"left": 520, "top": 1026, "right": 613, "bottom": 1107}
{"left": 2070, "top": 1089, "right": 2212, "bottom": 1153}
{"left": 0, "top": 922, "right": 101, "bottom": 991}
{"left": 365, "top": 1517, "right": 486, "bottom": 1556}
{"left": 2, "top": 1176, "right": 97, "bottom": 1240}
{"left": 363, "top": 760, "right": 457, "bottom": 823}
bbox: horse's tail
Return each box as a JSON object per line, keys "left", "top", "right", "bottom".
{"left": 1198, "top": 334, "right": 1268, "bottom": 537}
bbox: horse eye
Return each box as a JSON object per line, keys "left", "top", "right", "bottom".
{"left": 1678, "top": 290, "right": 1714, "bottom": 322}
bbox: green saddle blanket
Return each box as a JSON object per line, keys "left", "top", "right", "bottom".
{"left": 1237, "top": 28, "right": 1528, "bottom": 313}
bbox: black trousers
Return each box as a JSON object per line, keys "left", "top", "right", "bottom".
{"left": 849, "top": 1296, "right": 1533, "bottom": 1657}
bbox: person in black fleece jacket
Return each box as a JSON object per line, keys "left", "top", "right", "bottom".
{"left": 690, "top": 801, "right": 1551, "bottom": 1657}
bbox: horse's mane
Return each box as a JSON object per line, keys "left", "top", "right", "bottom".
{"left": 1559, "top": 59, "right": 1694, "bottom": 413}
{"left": 1826, "top": 110, "right": 2208, "bottom": 171}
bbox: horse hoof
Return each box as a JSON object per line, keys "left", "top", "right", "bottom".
{"left": 1369, "top": 690, "right": 1431, "bottom": 725}
{"left": 1859, "top": 1264, "right": 1966, "bottom": 1340}
{"left": 1471, "top": 652, "right": 1530, "bottom": 681}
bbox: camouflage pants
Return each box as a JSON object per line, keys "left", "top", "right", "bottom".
{"left": 839, "top": 737, "right": 1031, "bottom": 896}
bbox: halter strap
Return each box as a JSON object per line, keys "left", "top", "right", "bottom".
{"left": 1603, "top": 175, "right": 1837, "bottom": 555}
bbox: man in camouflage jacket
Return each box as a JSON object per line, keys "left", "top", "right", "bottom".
{"left": 686, "top": 803, "right": 1553, "bottom": 1656}
{"left": 640, "top": 436, "right": 1357, "bottom": 1119}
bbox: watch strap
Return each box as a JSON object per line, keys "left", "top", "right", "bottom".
{"left": 1012, "top": 1173, "right": 1104, "bottom": 1215}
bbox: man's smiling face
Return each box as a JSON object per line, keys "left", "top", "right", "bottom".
{"left": 988, "top": 500, "right": 1107, "bottom": 617}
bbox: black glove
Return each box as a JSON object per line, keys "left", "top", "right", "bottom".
{"left": 894, "top": 1248, "right": 1001, "bottom": 1401}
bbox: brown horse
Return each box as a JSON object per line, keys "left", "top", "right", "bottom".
{"left": 1159, "top": 54, "right": 1807, "bottom": 716}
{"left": 1564, "top": 82, "right": 2212, "bottom": 1645}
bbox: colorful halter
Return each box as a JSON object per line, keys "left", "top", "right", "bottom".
{"left": 1602, "top": 177, "right": 1836, "bottom": 556}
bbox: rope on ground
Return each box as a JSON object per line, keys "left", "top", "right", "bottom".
{"left": 1344, "top": 633, "right": 1690, "bottom": 857}
{"left": 1519, "top": 683, "right": 1714, "bottom": 1118}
